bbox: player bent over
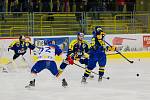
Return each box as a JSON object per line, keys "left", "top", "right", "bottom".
{"left": 25, "top": 43, "right": 68, "bottom": 88}
{"left": 81, "top": 26, "right": 116, "bottom": 83}
{"left": 2, "top": 35, "right": 35, "bottom": 72}
{"left": 58, "top": 32, "right": 94, "bottom": 78}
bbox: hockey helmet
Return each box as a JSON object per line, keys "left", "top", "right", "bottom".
{"left": 77, "top": 32, "right": 84, "bottom": 37}
{"left": 95, "top": 26, "right": 103, "bottom": 33}
{"left": 19, "top": 35, "right": 26, "bottom": 41}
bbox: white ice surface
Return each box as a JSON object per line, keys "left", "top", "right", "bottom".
{"left": 0, "top": 58, "right": 150, "bottom": 100}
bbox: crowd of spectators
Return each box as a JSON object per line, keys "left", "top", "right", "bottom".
{"left": 0, "top": 0, "right": 136, "bottom": 21}
{"left": 0, "top": 0, "right": 136, "bottom": 13}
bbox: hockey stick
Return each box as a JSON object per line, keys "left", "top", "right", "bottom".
{"left": 103, "top": 40, "right": 134, "bottom": 63}
{"left": 74, "top": 63, "right": 110, "bottom": 80}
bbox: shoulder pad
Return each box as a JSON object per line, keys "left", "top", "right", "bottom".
{"left": 82, "top": 40, "right": 89, "bottom": 44}
{"left": 69, "top": 39, "right": 78, "bottom": 50}
{"left": 9, "top": 40, "right": 19, "bottom": 47}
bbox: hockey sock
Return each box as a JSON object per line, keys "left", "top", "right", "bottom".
{"left": 99, "top": 66, "right": 105, "bottom": 77}
{"left": 84, "top": 68, "right": 91, "bottom": 77}
{"left": 56, "top": 68, "right": 63, "bottom": 78}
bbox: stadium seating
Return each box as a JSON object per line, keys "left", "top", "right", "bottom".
{"left": 0, "top": 12, "right": 149, "bottom": 36}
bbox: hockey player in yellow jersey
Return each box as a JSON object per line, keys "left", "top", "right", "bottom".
{"left": 59, "top": 32, "right": 91, "bottom": 74}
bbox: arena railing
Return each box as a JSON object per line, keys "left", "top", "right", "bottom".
{"left": 0, "top": 12, "right": 150, "bottom": 36}
{"left": 114, "top": 13, "right": 150, "bottom": 33}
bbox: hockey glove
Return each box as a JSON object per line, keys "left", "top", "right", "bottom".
{"left": 111, "top": 46, "right": 117, "bottom": 51}
{"left": 107, "top": 46, "right": 117, "bottom": 51}
{"left": 8, "top": 48, "right": 11, "bottom": 51}
{"left": 83, "top": 53, "right": 89, "bottom": 58}
{"left": 66, "top": 56, "right": 74, "bottom": 65}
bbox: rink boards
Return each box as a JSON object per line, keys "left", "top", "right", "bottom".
{"left": 0, "top": 34, "right": 150, "bottom": 64}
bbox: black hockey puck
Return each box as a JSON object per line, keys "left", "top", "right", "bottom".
{"left": 107, "top": 77, "right": 110, "bottom": 80}
{"left": 136, "top": 73, "right": 139, "bottom": 77}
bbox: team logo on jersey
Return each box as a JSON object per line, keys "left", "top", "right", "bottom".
{"left": 18, "top": 48, "right": 25, "bottom": 53}
{"left": 26, "top": 42, "right": 29, "bottom": 46}
{"left": 21, "top": 43, "right": 25, "bottom": 47}
{"left": 82, "top": 44, "right": 86, "bottom": 48}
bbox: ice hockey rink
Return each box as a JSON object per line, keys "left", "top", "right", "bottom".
{"left": 0, "top": 57, "right": 150, "bottom": 100}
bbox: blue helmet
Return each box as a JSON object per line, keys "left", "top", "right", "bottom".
{"left": 77, "top": 32, "right": 84, "bottom": 37}
{"left": 93, "top": 26, "right": 105, "bottom": 38}
{"left": 95, "top": 26, "right": 103, "bottom": 33}
{"left": 19, "top": 35, "right": 25, "bottom": 41}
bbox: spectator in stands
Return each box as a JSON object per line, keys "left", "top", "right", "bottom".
{"left": 109, "top": 0, "right": 116, "bottom": 11}
{"left": 0, "top": 0, "right": 5, "bottom": 21}
{"left": 116, "top": 0, "right": 125, "bottom": 19}
{"left": 41, "top": 0, "right": 54, "bottom": 21}
{"left": 27, "top": 1, "right": 33, "bottom": 12}
{"left": 87, "top": 0, "right": 102, "bottom": 20}
{"left": 96, "top": 0, "right": 103, "bottom": 19}
{"left": 52, "top": 0, "right": 58, "bottom": 12}
{"left": 8, "top": 0, "right": 15, "bottom": 12}
{"left": 82, "top": 0, "right": 88, "bottom": 12}
{"left": 59, "top": 0, "right": 64, "bottom": 12}
{"left": 116, "top": 0, "right": 125, "bottom": 12}
{"left": 105, "top": 0, "right": 116, "bottom": 11}
{"left": 31, "top": 0, "right": 40, "bottom": 12}
{"left": 64, "top": 0, "right": 69, "bottom": 12}
{"left": 126, "top": 0, "right": 136, "bottom": 12}
{"left": 69, "top": 0, "right": 74, "bottom": 12}
{"left": 59, "top": 0, "right": 69, "bottom": 12}
{"left": 75, "top": 0, "right": 85, "bottom": 21}
{"left": 108, "top": 0, "right": 117, "bottom": 17}
{"left": 41, "top": 0, "right": 51, "bottom": 12}
{"left": 102, "top": 0, "right": 108, "bottom": 11}
{"left": 11, "top": 0, "right": 21, "bottom": 17}
{"left": 86, "top": 0, "right": 95, "bottom": 12}
{"left": 18, "top": 0, "right": 28, "bottom": 12}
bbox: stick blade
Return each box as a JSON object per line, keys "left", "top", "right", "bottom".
{"left": 130, "top": 61, "right": 134, "bottom": 63}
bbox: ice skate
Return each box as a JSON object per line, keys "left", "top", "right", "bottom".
{"left": 25, "top": 79, "right": 35, "bottom": 88}
{"left": 2, "top": 67, "right": 8, "bottom": 73}
{"left": 89, "top": 74, "right": 94, "bottom": 79}
{"left": 62, "top": 78, "right": 68, "bottom": 87}
{"left": 98, "top": 76, "right": 102, "bottom": 82}
{"left": 56, "top": 69, "right": 63, "bottom": 78}
{"left": 81, "top": 76, "right": 87, "bottom": 84}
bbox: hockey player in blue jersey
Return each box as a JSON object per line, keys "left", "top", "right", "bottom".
{"left": 2, "top": 35, "right": 35, "bottom": 72}
{"left": 92, "top": 26, "right": 103, "bottom": 38}
{"left": 8, "top": 35, "right": 35, "bottom": 60}
{"left": 25, "top": 43, "right": 68, "bottom": 88}
{"left": 58, "top": 32, "right": 91, "bottom": 75}
{"left": 81, "top": 26, "right": 116, "bottom": 83}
